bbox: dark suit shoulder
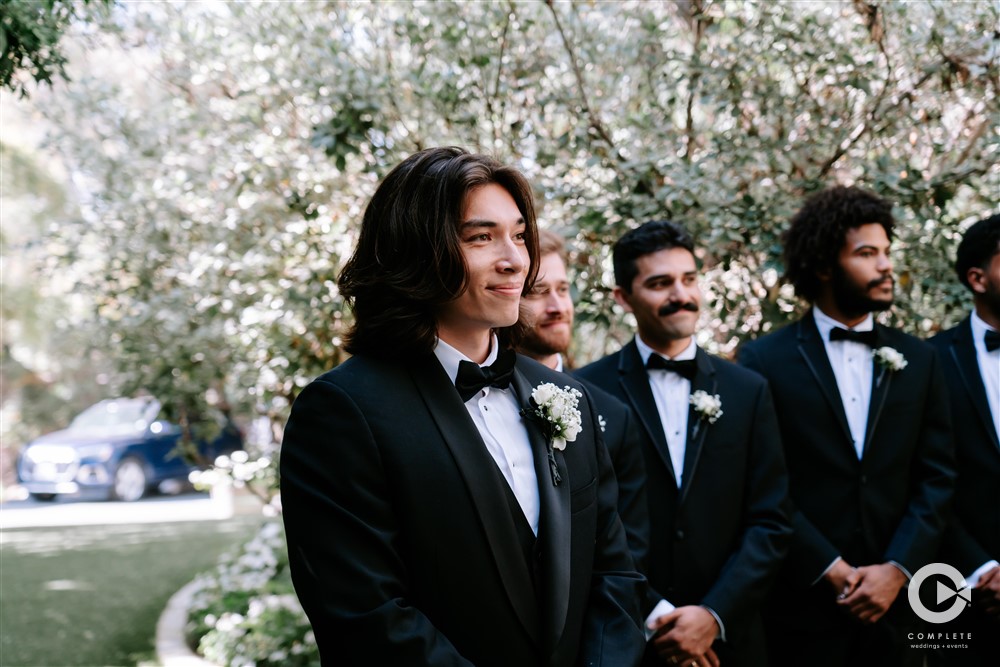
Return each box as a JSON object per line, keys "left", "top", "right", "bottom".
{"left": 739, "top": 319, "right": 800, "bottom": 359}
{"left": 706, "top": 352, "right": 769, "bottom": 390}
{"left": 927, "top": 317, "right": 968, "bottom": 351}
{"left": 575, "top": 350, "right": 623, "bottom": 383}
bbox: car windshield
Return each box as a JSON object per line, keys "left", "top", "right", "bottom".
{"left": 69, "top": 399, "right": 160, "bottom": 435}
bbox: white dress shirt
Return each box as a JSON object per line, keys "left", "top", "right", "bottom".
{"left": 634, "top": 336, "right": 725, "bottom": 641}
{"left": 636, "top": 336, "right": 696, "bottom": 487}
{"left": 965, "top": 311, "right": 1000, "bottom": 584}
{"left": 814, "top": 307, "right": 874, "bottom": 459}
{"left": 434, "top": 336, "right": 540, "bottom": 535}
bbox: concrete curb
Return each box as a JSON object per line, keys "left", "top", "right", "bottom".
{"left": 155, "top": 580, "right": 219, "bottom": 667}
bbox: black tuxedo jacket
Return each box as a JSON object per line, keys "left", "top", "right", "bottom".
{"left": 929, "top": 316, "right": 1000, "bottom": 574}
{"left": 280, "top": 351, "right": 646, "bottom": 667}
{"left": 739, "top": 313, "right": 955, "bottom": 589}
{"left": 576, "top": 341, "right": 791, "bottom": 660}
{"left": 575, "top": 379, "right": 650, "bottom": 573}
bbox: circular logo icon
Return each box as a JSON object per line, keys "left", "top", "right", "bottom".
{"left": 908, "top": 563, "right": 970, "bottom": 624}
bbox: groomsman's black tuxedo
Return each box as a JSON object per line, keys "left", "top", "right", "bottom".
{"left": 576, "top": 341, "right": 791, "bottom": 666}
{"left": 576, "top": 379, "right": 651, "bottom": 573}
{"left": 928, "top": 316, "right": 1000, "bottom": 665}
{"left": 280, "top": 351, "right": 647, "bottom": 667}
{"left": 739, "top": 313, "right": 955, "bottom": 665}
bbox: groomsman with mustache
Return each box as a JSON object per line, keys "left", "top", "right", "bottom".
{"left": 739, "top": 185, "right": 955, "bottom": 667}
{"left": 578, "top": 220, "right": 791, "bottom": 667}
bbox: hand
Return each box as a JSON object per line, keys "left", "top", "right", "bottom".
{"left": 823, "top": 558, "right": 857, "bottom": 599}
{"left": 837, "top": 563, "right": 907, "bottom": 623}
{"left": 974, "top": 565, "right": 1000, "bottom": 617}
{"left": 649, "top": 605, "right": 720, "bottom": 666}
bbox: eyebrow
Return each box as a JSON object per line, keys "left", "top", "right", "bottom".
{"left": 851, "top": 242, "right": 889, "bottom": 252}
{"left": 643, "top": 270, "right": 697, "bottom": 284}
{"left": 459, "top": 218, "right": 525, "bottom": 231}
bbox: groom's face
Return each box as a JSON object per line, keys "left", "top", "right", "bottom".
{"left": 436, "top": 183, "right": 530, "bottom": 341}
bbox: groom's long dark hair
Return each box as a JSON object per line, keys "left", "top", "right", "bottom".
{"left": 338, "top": 147, "right": 540, "bottom": 359}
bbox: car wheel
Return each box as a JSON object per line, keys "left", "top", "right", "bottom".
{"left": 30, "top": 492, "right": 57, "bottom": 502}
{"left": 111, "top": 457, "right": 148, "bottom": 502}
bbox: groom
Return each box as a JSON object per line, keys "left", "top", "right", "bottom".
{"left": 280, "top": 147, "right": 646, "bottom": 666}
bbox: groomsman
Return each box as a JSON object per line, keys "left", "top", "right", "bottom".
{"left": 739, "top": 185, "right": 955, "bottom": 667}
{"left": 280, "top": 147, "right": 646, "bottom": 666}
{"left": 516, "top": 229, "right": 650, "bottom": 569}
{"left": 928, "top": 213, "right": 1000, "bottom": 665}
{"left": 577, "top": 220, "right": 791, "bottom": 667}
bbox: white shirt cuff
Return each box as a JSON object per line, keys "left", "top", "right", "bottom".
{"left": 701, "top": 605, "right": 726, "bottom": 642}
{"left": 888, "top": 560, "right": 912, "bottom": 581}
{"left": 813, "top": 556, "right": 842, "bottom": 586}
{"left": 967, "top": 560, "right": 1000, "bottom": 588}
{"left": 644, "top": 599, "right": 675, "bottom": 641}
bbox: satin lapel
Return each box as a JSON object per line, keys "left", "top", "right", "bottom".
{"left": 863, "top": 324, "right": 893, "bottom": 455}
{"left": 617, "top": 341, "right": 677, "bottom": 482}
{"left": 679, "top": 349, "right": 715, "bottom": 506}
{"left": 796, "top": 316, "right": 855, "bottom": 450}
{"left": 511, "top": 364, "right": 570, "bottom": 656}
{"left": 409, "top": 354, "right": 541, "bottom": 646}
{"left": 950, "top": 318, "right": 1000, "bottom": 451}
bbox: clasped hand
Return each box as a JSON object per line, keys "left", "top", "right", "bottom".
{"left": 826, "top": 560, "right": 906, "bottom": 624}
{"left": 648, "top": 605, "right": 720, "bottom": 667}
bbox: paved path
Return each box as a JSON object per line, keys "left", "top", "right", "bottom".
{"left": 0, "top": 486, "right": 243, "bottom": 530}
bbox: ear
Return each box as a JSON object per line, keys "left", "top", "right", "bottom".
{"left": 967, "top": 267, "right": 987, "bottom": 295}
{"left": 612, "top": 286, "right": 634, "bottom": 313}
{"left": 815, "top": 264, "right": 833, "bottom": 283}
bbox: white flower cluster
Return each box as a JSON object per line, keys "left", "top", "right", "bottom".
{"left": 690, "top": 390, "right": 724, "bottom": 424}
{"left": 530, "top": 383, "right": 583, "bottom": 450}
{"left": 187, "top": 521, "right": 318, "bottom": 666}
{"left": 874, "top": 346, "right": 908, "bottom": 372}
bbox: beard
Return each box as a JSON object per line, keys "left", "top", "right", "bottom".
{"left": 831, "top": 263, "right": 894, "bottom": 318}
{"left": 519, "top": 319, "right": 571, "bottom": 358}
{"left": 980, "top": 274, "right": 1000, "bottom": 322}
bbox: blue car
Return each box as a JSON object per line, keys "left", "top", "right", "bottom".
{"left": 17, "top": 396, "right": 242, "bottom": 502}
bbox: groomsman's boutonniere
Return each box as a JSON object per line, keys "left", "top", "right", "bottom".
{"left": 521, "top": 383, "right": 583, "bottom": 485}
{"left": 689, "top": 390, "right": 723, "bottom": 439}
{"left": 873, "top": 346, "right": 907, "bottom": 387}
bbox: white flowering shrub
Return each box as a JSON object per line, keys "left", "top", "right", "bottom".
{"left": 185, "top": 521, "right": 317, "bottom": 667}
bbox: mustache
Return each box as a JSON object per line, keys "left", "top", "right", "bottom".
{"left": 658, "top": 301, "right": 699, "bottom": 316}
{"left": 867, "top": 276, "right": 894, "bottom": 289}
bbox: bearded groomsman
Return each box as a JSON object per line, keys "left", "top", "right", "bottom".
{"left": 516, "top": 229, "right": 650, "bottom": 569}
{"left": 739, "top": 185, "right": 955, "bottom": 667}
{"left": 928, "top": 213, "right": 1000, "bottom": 665}
{"left": 577, "top": 220, "right": 791, "bottom": 667}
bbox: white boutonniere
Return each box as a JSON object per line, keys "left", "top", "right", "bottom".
{"left": 689, "top": 390, "right": 723, "bottom": 439}
{"left": 521, "top": 383, "right": 583, "bottom": 485}
{"left": 873, "top": 346, "right": 907, "bottom": 387}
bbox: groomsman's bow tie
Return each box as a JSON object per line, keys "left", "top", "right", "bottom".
{"left": 455, "top": 347, "right": 516, "bottom": 402}
{"left": 986, "top": 329, "right": 1000, "bottom": 352}
{"left": 646, "top": 355, "right": 697, "bottom": 380}
{"left": 829, "top": 327, "right": 878, "bottom": 347}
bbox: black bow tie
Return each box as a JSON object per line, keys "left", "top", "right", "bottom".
{"left": 455, "top": 347, "right": 516, "bottom": 402}
{"left": 986, "top": 329, "right": 1000, "bottom": 352}
{"left": 646, "top": 355, "right": 697, "bottom": 381}
{"left": 829, "top": 327, "right": 878, "bottom": 347}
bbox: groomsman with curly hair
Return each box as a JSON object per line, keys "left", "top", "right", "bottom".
{"left": 740, "top": 185, "right": 955, "bottom": 667}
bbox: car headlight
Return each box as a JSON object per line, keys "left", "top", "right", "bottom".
{"left": 77, "top": 443, "right": 114, "bottom": 462}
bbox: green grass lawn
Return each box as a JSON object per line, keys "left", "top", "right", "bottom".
{"left": 0, "top": 516, "right": 260, "bottom": 667}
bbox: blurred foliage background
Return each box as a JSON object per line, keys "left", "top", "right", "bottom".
{"left": 2, "top": 0, "right": 997, "bottom": 484}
